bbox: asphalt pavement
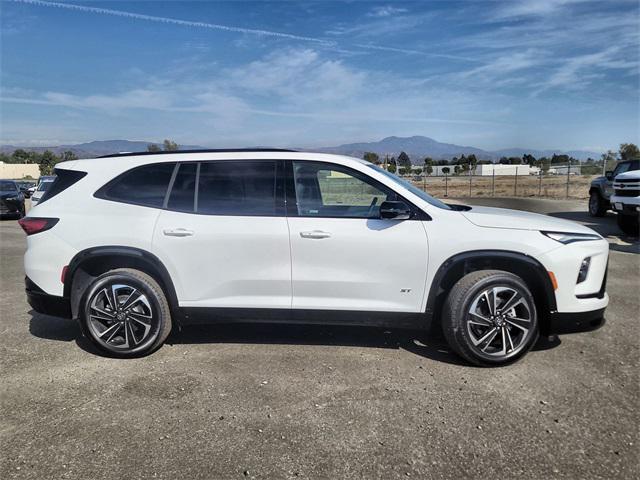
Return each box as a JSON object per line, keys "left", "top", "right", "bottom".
{"left": 0, "top": 197, "right": 638, "bottom": 479}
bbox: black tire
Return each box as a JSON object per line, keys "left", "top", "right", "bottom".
{"left": 616, "top": 213, "right": 639, "bottom": 237}
{"left": 79, "top": 268, "right": 172, "bottom": 357}
{"left": 588, "top": 191, "right": 607, "bottom": 217}
{"left": 442, "top": 270, "right": 539, "bottom": 367}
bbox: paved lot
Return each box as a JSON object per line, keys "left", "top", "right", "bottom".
{"left": 1, "top": 198, "right": 638, "bottom": 479}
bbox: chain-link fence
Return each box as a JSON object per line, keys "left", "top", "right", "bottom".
{"left": 400, "top": 164, "right": 599, "bottom": 200}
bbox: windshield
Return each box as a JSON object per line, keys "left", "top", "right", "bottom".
{"left": 37, "top": 180, "right": 54, "bottom": 192}
{"left": 367, "top": 165, "right": 451, "bottom": 210}
{"left": 0, "top": 181, "right": 18, "bottom": 192}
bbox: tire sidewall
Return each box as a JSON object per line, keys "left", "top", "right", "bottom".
{"left": 79, "top": 271, "right": 167, "bottom": 357}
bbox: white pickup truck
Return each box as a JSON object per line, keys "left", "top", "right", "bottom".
{"left": 610, "top": 169, "right": 640, "bottom": 236}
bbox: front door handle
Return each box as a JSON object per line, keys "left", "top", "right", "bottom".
{"left": 163, "top": 228, "right": 194, "bottom": 237}
{"left": 300, "top": 230, "right": 331, "bottom": 239}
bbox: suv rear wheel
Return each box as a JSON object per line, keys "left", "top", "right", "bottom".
{"left": 442, "top": 270, "right": 539, "bottom": 367}
{"left": 79, "top": 268, "right": 172, "bottom": 357}
{"left": 589, "top": 191, "right": 607, "bottom": 217}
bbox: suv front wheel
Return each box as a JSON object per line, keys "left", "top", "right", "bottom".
{"left": 442, "top": 270, "right": 539, "bottom": 367}
{"left": 79, "top": 268, "right": 172, "bottom": 357}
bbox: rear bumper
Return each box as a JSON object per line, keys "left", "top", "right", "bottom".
{"left": 25, "top": 277, "right": 71, "bottom": 318}
{"left": 546, "top": 308, "right": 606, "bottom": 335}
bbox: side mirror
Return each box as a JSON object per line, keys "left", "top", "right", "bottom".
{"left": 379, "top": 201, "right": 411, "bottom": 220}
{"left": 605, "top": 171, "right": 614, "bottom": 181}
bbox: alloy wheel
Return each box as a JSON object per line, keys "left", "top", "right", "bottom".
{"left": 87, "top": 283, "right": 158, "bottom": 351}
{"left": 466, "top": 286, "right": 534, "bottom": 359}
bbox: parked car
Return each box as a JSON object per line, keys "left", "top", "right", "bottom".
{"left": 610, "top": 169, "right": 640, "bottom": 236}
{"left": 15, "top": 180, "right": 36, "bottom": 198}
{"left": 30, "top": 175, "right": 56, "bottom": 206}
{"left": 589, "top": 159, "right": 640, "bottom": 216}
{"left": 20, "top": 150, "right": 609, "bottom": 365}
{"left": 0, "top": 179, "right": 26, "bottom": 218}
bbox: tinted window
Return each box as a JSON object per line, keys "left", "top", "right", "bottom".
{"left": 0, "top": 181, "right": 18, "bottom": 192}
{"left": 197, "top": 161, "right": 277, "bottom": 216}
{"left": 98, "top": 162, "right": 175, "bottom": 207}
{"left": 38, "top": 169, "right": 86, "bottom": 205}
{"left": 167, "top": 163, "right": 197, "bottom": 212}
{"left": 292, "top": 161, "right": 395, "bottom": 218}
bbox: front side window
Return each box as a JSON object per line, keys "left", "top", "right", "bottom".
{"left": 292, "top": 161, "right": 395, "bottom": 218}
{"left": 197, "top": 161, "right": 277, "bottom": 216}
{"left": 97, "top": 162, "right": 176, "bottom": 208}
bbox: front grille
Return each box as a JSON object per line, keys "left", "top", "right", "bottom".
{"left": 614, "top": 189, "right": 639, "bottom": 197}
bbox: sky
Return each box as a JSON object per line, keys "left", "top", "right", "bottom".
{"left": 0, "top": 0, "right": 638, "bottom": 152}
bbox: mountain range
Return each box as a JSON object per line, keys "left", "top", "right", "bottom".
{"left": 0, "top": 136, "right": 603, "bottom": 162}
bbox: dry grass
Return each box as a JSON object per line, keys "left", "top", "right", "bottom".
{"left": 409, "top": 174, "right": 597, "bottom": 200}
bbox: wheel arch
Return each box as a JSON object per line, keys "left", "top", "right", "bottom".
{"left": 425, "top": 250, "right": 557, "bottom": 335}
{"left": 64, "top": 246, "right": 181, "bottom": 322}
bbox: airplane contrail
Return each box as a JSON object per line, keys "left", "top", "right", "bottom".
{"left": 10, "top": 0, "right": 477, "bottom": 61}
{"left": 11, "top": 0, "right": 336, "bottom": 46}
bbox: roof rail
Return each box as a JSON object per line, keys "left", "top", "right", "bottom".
{"left": 97, "top": 148, "right": 297, "bottom": 158}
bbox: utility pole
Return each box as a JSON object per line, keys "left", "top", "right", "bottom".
{"left": 566, "top": 163, "right": 571, "bottom": 199}
{"left": 514, "top": 166, "right": 518, "bottom": 196}
{"left": 492, "top": 165, "right": 495, "bottom": 196}
{"left": 538, "top": 169, "right": 543, "bottom": 197}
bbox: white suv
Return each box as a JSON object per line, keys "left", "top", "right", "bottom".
{"left": 20, "top": 150, "right": 609, "bottom": 366}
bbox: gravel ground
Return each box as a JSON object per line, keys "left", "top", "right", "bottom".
{"left": 1, "top": 197, "right": 638, "bottom": 479}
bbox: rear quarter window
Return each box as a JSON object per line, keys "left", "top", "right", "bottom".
{"left": 95, "top": 162, "right": 176, "bottom": 208}
{"left": 38, "top": 170, "right": 87, "bottom": 205}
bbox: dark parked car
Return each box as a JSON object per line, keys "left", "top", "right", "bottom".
{"left": 0, "top": 180, "right": 26, "bottom": 218}
{"left": 15, "top": 180, "right": 36, "bottom": 198}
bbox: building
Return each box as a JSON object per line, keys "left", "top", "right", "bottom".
{"left": 0, "top": 162, "right": 40, "bottom": 179}
{"left": 412, "top": 164, "right": 539, "bottom": 176}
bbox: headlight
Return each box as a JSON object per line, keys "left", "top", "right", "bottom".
{"left": 541, "top": 231, "right": 602, "bottom": 244}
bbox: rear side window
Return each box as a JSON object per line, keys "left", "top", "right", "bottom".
{"left": 38, "top": 170, "right": 87, "bottom": 205}
{"left": 197, "top": 161, "right": 277, "bottom": 216}
{"left": 96, "top": 163, "right": 176, "bottom": 208}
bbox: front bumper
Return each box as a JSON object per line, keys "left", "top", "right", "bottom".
{"left": 610, "top": 195, "right": 640, "bottom": 216}
{"left": 547, "top": 308, "right": 606, "bottom": 335}
{"left": 0, "top": 198, "right": 22, "bottom": 215}
{"left": 26, "top": 277, "right": 71, "bottom": 318}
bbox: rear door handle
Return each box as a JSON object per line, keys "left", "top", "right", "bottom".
{"left": 163, "top": 228, "right": 194, "bottom": 237}
{"left": 300, "top": 230, "right": 331, "bottom": 239}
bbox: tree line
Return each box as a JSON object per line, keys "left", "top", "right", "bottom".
{"left": 1, "top": 140, "right": 637, "bottom": 178}
{"left": 0, "top": 149, "right": 78, "bottom": 176}
{"left": 0, "top": 139, "right": 182, "bottom": 176}
{"left": 362, "top": 143, "right": 639, "bottom": 176}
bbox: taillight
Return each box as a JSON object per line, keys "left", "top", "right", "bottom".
{"left": 18, "top": 217, "right": 59, "bottom": 235}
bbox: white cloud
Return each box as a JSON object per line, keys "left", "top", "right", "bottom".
{"left": 367, "top": 6, "right": 409, "bottom": 18}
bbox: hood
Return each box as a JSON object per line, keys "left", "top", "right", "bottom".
{"left": 615, "top": 170, "right": 640, "bottom": 181}
{"left": 461, "top": 206, "right": 597, "bottom": 234}
{"left": 0, "top": 191, "right": 21, "bottom": 199}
